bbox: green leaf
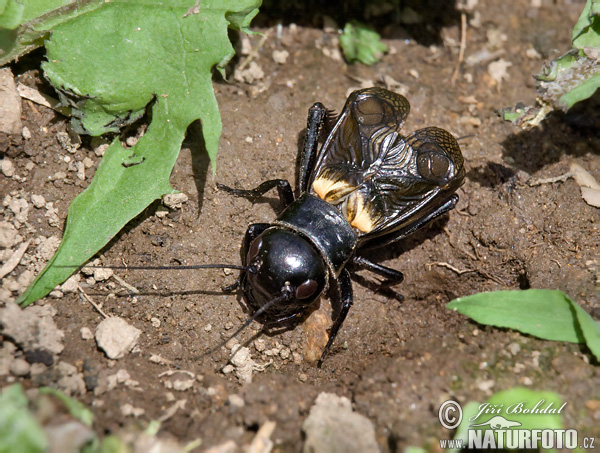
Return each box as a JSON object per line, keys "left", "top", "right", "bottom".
{"left": 0, "top": 384, "right": 48, "bottom": 453}
{"left": 404, "top": 447, "right": 426, "bottom": 453}
{"left": 339, "top": 20, "right": 388, "bottom": 65}
{"left": 39, "top": 388, "right": 94, "bottom": 427}
{"left": 572, "top": 0, "right": 600, "bottom": 49}
{"left": 447, "top": 289, "right": 600, "bottom": 361}
{"left": 558, "top": 70, "right": 600, "bottom": 110}
{"left": 454, "top": 388, "right": 566, "bottom": 451}
{"left": 448, "top": 401, "right": 479, "bottom": 453}
{"left": 97, "top": 436, "right": 129, "bottom": 453}
{"left": 0, "top": 0, "right": 25, "bottom": 29}
{"left": 501, "top": 0, "right": 600, "bottom": 127}
{"left": 0, "top": 1, "right": 105, "bottom": 66}
{"left": 17, "top": 0, "right": 261, "bottom": 306}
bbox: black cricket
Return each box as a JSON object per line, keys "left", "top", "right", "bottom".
{"left": 215, "top": 87, "right": 466, "bottom": 365}
{"left": 82, "top": 87, "right": 465, "bottom": 365}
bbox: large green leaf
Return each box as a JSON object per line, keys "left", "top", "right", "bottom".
{"left": 447, "top": 289, "right": 600, "bottom": 361}
{"left": 0, "top": 0, "right": 105, "bottom": 65}
{"left": 17, "top": 0, "right": 261, "bottom": 306}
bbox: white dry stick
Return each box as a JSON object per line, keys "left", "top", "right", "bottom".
{"left": 77, "top": 285, "right": 109, "bottom": 318}
{"left": 111, "top": 274, "right": 140, "bottom": 295}
{"left": 17, "top": 83, "right": 71, "bottom": 116}
{"left": 426, "top": 261, "right": 475, "bottom": 275}
{"left": 247, "top": 421, "right": 276, "bottom": 453}
{"left": 452, "top": 12, "right": 468, "bottom": 85}
{"left": 0, "top": 240, "right": 30, "bottom": 280}
{"left": 158, "top": 399, "right": 187, "bottom": 422}
{"left": 528, "top": 162, "right": 600, "bottom": 208}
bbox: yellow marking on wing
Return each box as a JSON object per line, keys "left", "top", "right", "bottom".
{"left": 346, "top": 192, "right": 375, "bottom": 233}
{"left": 312, "top": 177, "right": 355, "bottom": 202}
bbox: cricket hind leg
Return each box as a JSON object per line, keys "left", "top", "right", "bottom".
{"left": 298, "top": 102, "right": 328, "bottom": 193}
{"left": 217, "top": 179, "right": 294, "bottom": 213}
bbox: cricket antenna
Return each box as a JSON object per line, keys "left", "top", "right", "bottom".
{"left": 456, "top": 134, "right": 475, "bottom": 142}
{"left": 201, "top": 293, "right": 289, "bottom": 359}
{"left": 57, "top": 263, "right": 248, "bottom": 272}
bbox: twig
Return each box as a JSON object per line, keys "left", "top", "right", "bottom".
{"left": 17, "top": 83, "right": 71, "bottom": 116}
{"left": 158, "top": 369, "right": 195, "bottom": 378}
{"left": 158, "top": 399, "right": 187, "bottom": 423}
{"left": 461, "top": 249, "right": 478, "bottom": 261}
{"left": 237, "top": 29, "right": 272, "bottom": 73}
{"left": 247, "top": 421, "right": 276, "bottom": 453}
{"left": 112, "top": 274, "right": 140, "bottom": 295}
{"left": 528, "top": 171, "right": 573, "bottom": 186}
{"left": 77, "top": 285, "right": 109, "bottom": 318}
{"left": 451, "top": 12, "right": 467, "bottom": 85}
{"left": 426, "top": 261, "right": 474, "bottom": 275}
{"left": 183, "top": 0, "right": 200, "bottom": 17}
{"left": 0, "top": 240, "right": 30, "bottom": 280}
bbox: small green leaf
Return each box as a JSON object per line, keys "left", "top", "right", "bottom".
{"left": 502, "top": 0, "right": 600, "bottom": 127}
{"left": 571, "top": 0, "right": 600, "bottom": 49}
{"left": 97, "top": 436, "right": 129, "bottom": 453}
{"left": 558, "top": 71, "right": 600, "bottom": 110}
{"left": 454, "top": 388, "right": 566, "bottom": 451}
{"left": 484, "top": 388, "right": 564, "bottom": 430}
{"left": 0, "top": 0, "right": 25, "bottom": 29}
{"left": 0, "top": 384, "right": 48, "bottom": 453}
{"left": 449, "top": 401, "right": 480, "bottom": 453}
{"left": 39, "top": 388, "right": 94, "bottom": 427}
{"left": 340, "top": 20, "right": 388, "bottom": 65}
{"left": 404, "top": 447, "right": 426, "bottom": 453}
{"left": 447, "top": 289, "right": 600, "bottom": 360}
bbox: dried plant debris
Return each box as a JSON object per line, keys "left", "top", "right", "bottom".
{"left": 501, "top": 0, "right": 599, "bottom": 128}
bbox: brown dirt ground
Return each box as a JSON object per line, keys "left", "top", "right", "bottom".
{"left": 2, "top": 1, "right": 600, "bottom": 451}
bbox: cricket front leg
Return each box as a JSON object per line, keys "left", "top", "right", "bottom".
{"left": 318, "top": 268, "right": 353, "bottom": 367}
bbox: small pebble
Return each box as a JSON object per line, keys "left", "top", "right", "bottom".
{"left": 76, "top": 161, "right": 85, "bottom": 180}
{"left": 272, "top": 49, "right": 289, "bottom": 64}
{"left": 94, "top": 144, "right": 108, "bottom": 157}
{"left": 10, "top": 358, "right": 31, "bottom": 376}
{"left": 222, "top": 364, "right": 234, "bottom": 375}
{"left": 1, "top": 159, "right": 15, "bottom": 177}
{"left": 0, "top": 221, "right": 20, "bottom": 248}
{"left": 125, "top": 136, "right": 138, "bottom": 147}
{"left": 507, "top": 342, "right": 521, "bottom": 356}
{"left": 22, "top": 126, "right": 31, "bottom": 140}
{"left": 31, "top": 194, "right": 46, "bottom": 208}
{"left": 95, "top": 317, "right": 141, "bottom": 359}
{"left": 227, "top": 394, "right": 245, "bottom": 408}
{"left": 162, "top": 193, "right": 189, "bottom": 210}
{"left": 254, "top": 338, "right": 266, "bottom": 352}
{"left": 80, "top": 327, "right": 94, "bottom": 340}
{"left": 52, "top": 171, "right": 67, "bottom": 181}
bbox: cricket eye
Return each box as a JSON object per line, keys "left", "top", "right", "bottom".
{"left": 295, "top": 279, "right": 319, "bottom": 300}
{"left": 417, "top": 143, "right": 452, "bottom": 184}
